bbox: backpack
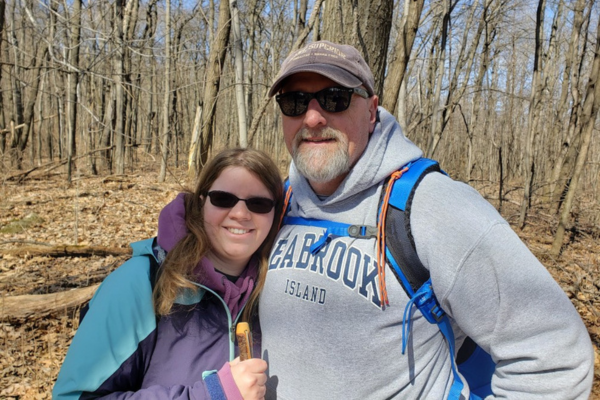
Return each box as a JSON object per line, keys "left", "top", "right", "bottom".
{"left": 79, "top": 253, "right": 160, "bottom": 324}
{"left": 280, "top": 158, "right": 495, "bottom": 400}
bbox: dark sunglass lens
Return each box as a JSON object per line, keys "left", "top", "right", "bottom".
{"left": 246, "top": 198, "right": 275, "bottom": 214}
{"left": 320, "top": 88, "right": 351, "bottom": 113}
{"left": 276, "top": 95, "right": 294, "bottom": 116}
{"left": 208, "top": 191, "right": 239, "bottom": 208}
{"left": 277, "top": 92, "right": 309, "bottom": 117}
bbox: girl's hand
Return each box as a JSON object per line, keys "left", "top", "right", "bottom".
{"left": 229, "top": 357, "right": 268, "bottom": 400}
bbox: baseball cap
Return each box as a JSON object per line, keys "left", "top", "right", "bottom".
{"left": 268, "top": 41, "right": 375, "bottom": 97}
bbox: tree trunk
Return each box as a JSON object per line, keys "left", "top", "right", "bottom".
{"left": 382, "top": 0, "right": 424, "bottom": 113}
{"left": 426, "top": 0, "right": 451, "bottom": 158}
{"left": 142, "top": 0, "right": 158, "bottom": 153}
{"left": 551, "top": 16, "right": 600, "bottom": 256}
{"left": 0, "top": 0, "right": 6, "bottom": 152}
{"left": 548, "top": 0, "right": 588, "bottom": 211}
{"left": 230, "top": 0, "right": 248, "bottom": 147}
{"left": 114, "top": 0, "right": 126, "bottom": 175}
{"left": 1, "top": 284, "right": 100, "bottom": 321}
{"left": 321, "top": 0, "right": 393, "bottom": 97}
{"left": 248, "top": 0, "right": 325, "bottom": 144}
{"left": 188, "top": 104, "right": 203, "bottom": 177}
{"left": 246, "top": 0, "right": 265, "bottom": 120}
{"left": 198, "top": 0, "right": 231, "bottom": 168}
{"left": 158, "top": 0, "right": 172, "bottom": 182}
{"left": 519, "top": 0, "right": 547, "bottom": 228}
{"left": 66, "top": 0, "right": 82, "bottom": 182}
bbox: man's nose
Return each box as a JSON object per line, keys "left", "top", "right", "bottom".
{"left": 303, "top": 99, "right": 327, "bottom": 128}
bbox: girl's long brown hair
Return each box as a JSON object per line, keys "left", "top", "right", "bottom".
{"left": 153, "top": 148, "right": 283, "bottom": 322}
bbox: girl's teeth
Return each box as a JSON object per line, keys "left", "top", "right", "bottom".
{"left": 228, "top": 228, "right": 248, "bottom": 234}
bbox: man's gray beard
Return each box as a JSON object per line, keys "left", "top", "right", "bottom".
{"left": 291, "top": 127, "right": 350, "bottom": 183}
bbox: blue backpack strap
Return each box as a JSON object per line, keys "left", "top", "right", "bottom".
{"left": 385, "top": 159, "right": 467, "bottom": 398}
{"left": 281, "top": 160, "right": 495, "bottom": 399}
{"left": 383, "top": 158, "right": 441, "bottom": 296}
{"left": 384, "top": 158, "right": 495, "bottom": 399}
{"left": 283, "top": 216, "right": 377, "bottom": 253}
{"left": 402, "top": 279, "right": 465, "bottom": 398}
{"left": 281, "top": 177, "right": 377, "bottom": 254}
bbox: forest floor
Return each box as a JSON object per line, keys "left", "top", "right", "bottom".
{"left": 0, "top": 162, "right": 599, "bottom": 399}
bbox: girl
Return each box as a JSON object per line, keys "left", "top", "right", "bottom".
{"left": 53, "top": 148, "right": 283, "bottom": 400}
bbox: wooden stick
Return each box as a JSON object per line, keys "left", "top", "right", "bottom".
{"left": 236, "top": 322, "right": 253, "bottom": 360}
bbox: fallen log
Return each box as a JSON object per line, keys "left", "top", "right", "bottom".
{"left": 2, "top": 245, "right": 131, "bottom": 258}
{"left": 0, "top": 284, "right": 100, "bottom": 320}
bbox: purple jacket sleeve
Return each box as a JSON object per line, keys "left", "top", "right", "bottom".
{"left": 217, "top": 363, "right": 244, "bottom": 400}
{"left": 80, "top": 365, "right": 231, "bottom": 399}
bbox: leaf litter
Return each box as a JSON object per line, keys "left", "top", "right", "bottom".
{"left": 0, "top": 168, "right": 598, "bottom": 398}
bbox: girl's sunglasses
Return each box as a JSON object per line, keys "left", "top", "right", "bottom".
{"left": 206, "top": 190, "right": 275, "bottom": 214}
{"left": 275, "top": 87, "right": 369, "bottom": 117}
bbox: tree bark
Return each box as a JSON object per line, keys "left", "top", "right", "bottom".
{"left": 142, "top": 0, "right": 159, "bottom": 153}
{"left": 230, "top": 0, "right": 248, "bottom": 147}
{"left": 159, "top": 0, "right": 172, "bottom": 182}
{"left": 1, "top": 284, "right": 100, "bottom": 321}
{"left": 114, "top": 0, "right": 126, "bottom": 175}
{"left": 198, "top": 0, "right": 231, "bottom": 168}
{"left": 248, "top": 0, "right": 325, "bottom": 144}
{"left": 548, "top": 0, "right": 589, "bottom": 211}
{"left": 382, "top": 0, "right": 424, "bottom": 113}
{"left": 426, "top": 0, "right": 451, "bottom": 158}
{"left": 1, "top": 245, "right": 131, "bottom": 258}
{"left": 66, "top": 0, "right": 82, "bottom": 182}
{"left": 321, "top": 0, "right": 393, "bottom": 97}
{"left": 551, "top": 15, "right": 600, "bottom": 256}
{"left": 0, "top": 0, "right": 6, "bottom": 151}
{"left": 519, "top": 0, "right": 547, "bottom": 228}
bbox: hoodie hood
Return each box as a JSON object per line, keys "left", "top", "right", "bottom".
{"left": 157, "top": 192, "right": 188, "bottom": 252}
{"left": 288, "top": 106, "right": 422, "bottom": 224}
{"left": 193, "top": 257, "right": 258, "bottom": 319}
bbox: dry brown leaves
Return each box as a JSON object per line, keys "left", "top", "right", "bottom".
{"left": 0, "top": 165, "right": 598, "bottom": 399}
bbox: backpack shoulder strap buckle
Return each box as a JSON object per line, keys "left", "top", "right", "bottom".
{"left": 348, "top": 225, "right": 377, "bottom": 239}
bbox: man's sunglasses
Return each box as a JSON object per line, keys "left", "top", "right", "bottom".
{"left": 275, "top": 87, "right": 369, "bottom": 117}
{"left": 206, "top": 190, "right": 275, "bottom": 214}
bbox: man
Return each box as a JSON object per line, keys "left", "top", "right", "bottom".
{"left": 259, "top": 40, "right": 594, "bottom": 399}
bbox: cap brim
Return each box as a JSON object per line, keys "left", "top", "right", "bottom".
{"left": 268, "top": 64, "right": 363, "bottom": 97}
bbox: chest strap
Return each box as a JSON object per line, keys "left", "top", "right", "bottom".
{"left": 282, "top": 216, "right": 376, "bottom": 254}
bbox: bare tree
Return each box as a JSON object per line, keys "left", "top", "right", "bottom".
{"left": 548, "top": 0, "right": 590, "bottom": 211}
{"left": 551, "top": 15, "right": 600, "bottom": 255}
{"left": 230, "top": 0, "right": 248, "bottom": 147}
{"left": 159, "top": 0, "right": 172, "bottom": 182}
{"left": 66, "top": 0, "right": 82, "bottom": 182}
{"left": 382, "top": 0, "right": 425, "bottom": 113}
{"left": 7, "top": 1, "right": 47, "bottom": 169}
{"left": 113, "top": 0, "right": 126, "bottom": 175}
{"left": 519, "top": 0, "right": 549, "bottom": 228}
{"left": 321, "top": 0, "right": 393, "bottom": 96}
{"left": 0, "top": 0, "right": 6, "bottom": 154}
{"left": 197, "top": 0, "right": 231, "bottom": 169}
{"left": 247, "top": 0, "right": 325, "bottom": 146}
{"left": 141, "top": 1, "right": 159, "bottom": 153}
{"left": 425, "top": 0, "right": 453, "bottom": 158}
{"left": 1, "top": 0, "right": 598, "bottom": 245}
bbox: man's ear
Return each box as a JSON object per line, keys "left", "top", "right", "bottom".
{"left": 369, "top": 95, "right": 379, "bottom": 133}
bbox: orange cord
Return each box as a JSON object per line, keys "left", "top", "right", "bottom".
{"left": 281, "top": 167, "right": 408, "bottom": 309}
{"left": 279, "top": 184, "right": 293, "bottom": 230}
{"left": 376, "top": 167, "right": 408, "bottom": 308}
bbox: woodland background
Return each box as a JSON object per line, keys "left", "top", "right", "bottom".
{"left": 0, "top": 0, "right": 599, "bottom": 397}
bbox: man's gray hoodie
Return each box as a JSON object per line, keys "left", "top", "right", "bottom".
{"left": 259, "top": 107, "right": 594, "bottom": 399}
